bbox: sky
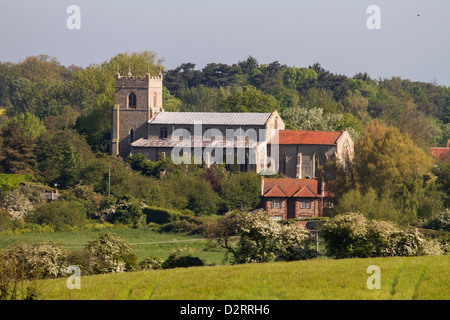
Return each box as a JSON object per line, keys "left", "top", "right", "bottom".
{"left": 0, "top": 0, "right": 449, "bottom": 85}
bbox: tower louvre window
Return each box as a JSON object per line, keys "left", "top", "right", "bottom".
{"left": 128, "top": 92, "right": 137, "bottom": 108}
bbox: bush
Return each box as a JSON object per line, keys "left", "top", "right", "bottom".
{"left": 84, "top": 232, "right": 138, "bottom": 274}
{"left": 0, "top": 174, "right": 32, "bottom": 191}
{"left": 2, "top": 241, "right": 68, "bottom": 280}
{"left": 421, "top": 210, "right": 450, "bottom": 231}
{"left": 0, "top": 208, "right": 12, "bottom": 233}
{"left": 110, "top": 196, "right": 144, "bottom": 227}
{"left": 144, "top": 206, "right": 182, "bottom": 224}
{"left": 208, "top": 209, "right": 314, "bottom": 264}
{"left": 139, "top": 255, "right": 164, "bottom": 270}
{"left": 30, "top": 200, "right": 86, "bottom": 230}
{"left": 161, "top": 252, "right": 205, "bottom": 269}
{"left": 320, "top": 213, "right": 443, "bottom": 259}
{"left": 219, "top": 171, "right": 261, "bottom": 213}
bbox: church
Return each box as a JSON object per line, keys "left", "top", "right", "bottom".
{"left": 110, "top": 70, "right": 354, "bottom": 218}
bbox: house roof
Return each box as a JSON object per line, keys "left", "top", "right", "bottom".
{"left": 262, "top": 178, "right": 320, "bottom": 198}
{"left": 270, "top": 130, "right": 343, "bottom": 145}
{"left": 130, "top": 138, "right": 258, "bottom": 148}
{"left": 292, "top": 186, "right": 319, "bottom": 198}
{"left": 430, "top": 140, "right": 450, "bottom": 162}
{"left": 149, "top": 112, "right": 272, "bottom": 126}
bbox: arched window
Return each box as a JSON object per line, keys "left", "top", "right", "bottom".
{"left": 128, "top": 92, "right": 137, "bottom": 108}
{"left": 314, "top": 151, "right": 327, "bottom": 178}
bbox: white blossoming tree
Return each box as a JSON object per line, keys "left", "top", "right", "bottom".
{"left": 208, "top": 209, "right": 315, "bottom": 264}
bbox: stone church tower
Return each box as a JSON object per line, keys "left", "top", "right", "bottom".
{"left": 110, "top": 69, "right": 164, "bottom": 158}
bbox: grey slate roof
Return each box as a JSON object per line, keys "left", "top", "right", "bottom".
{"left": 148, "top": 112, "right": 272, "bottom": 126}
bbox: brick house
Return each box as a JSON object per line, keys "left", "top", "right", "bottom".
{"left": 261, "top": 177, "right": 334, "bottom": 220}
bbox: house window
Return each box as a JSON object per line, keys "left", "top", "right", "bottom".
{"left": 300, "top": 199, "right": 311, "bottom": 209}
{"left": 160, "top": 127, "right": 168, "bottom": 139}
{"left": 130, "top": 129, "right": 134, "bottom": 142}
{"left": 128, "top": 92, "right": 137, "bottom": 108}
{"left": 272, "top": 199, "right": 281, "bottom": 209}
{"left": 271, "top": 215, "right": 283, "bottom": 221}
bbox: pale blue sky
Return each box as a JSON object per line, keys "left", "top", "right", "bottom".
{"left": 0, "top": 0, "right": 449, "bottom": 85}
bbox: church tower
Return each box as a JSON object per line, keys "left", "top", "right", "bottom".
{"left": 110, "top": 68, "right": 164, "bottom": 158}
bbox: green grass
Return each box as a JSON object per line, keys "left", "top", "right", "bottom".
{"left": 0, "top": 227, "right": 227, "bottom": 265}
{"left": 39, "top": 255, "right": 449, "bottom": 300}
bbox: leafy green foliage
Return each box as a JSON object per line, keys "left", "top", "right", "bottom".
{"left": 208, "top": 209, "right": 314, "bottom": 264}
{"left": 0, "top": 174, "right": 32, "bottom": 191}
{"left": 320, "top": 213, "right": 443, "bottom": 258}
{"left": 84, "top": 232, "right": 139, "bottom": 274}
{"left": 220, "top": 85, "right": 279, "bottom": 113}
{"left": 29, "top": 200, "right": 87, "bottom": 230}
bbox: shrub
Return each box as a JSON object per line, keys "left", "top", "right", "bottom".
{"left": 30, "top": 200, "right": 86, "bottom": 230}
{"left": 139, "top": 255, "right": 164, "bottom": 270}
{"left": 421, "top": 210, "right": 450, "bottom": 232}
{"left": 219, "top": 171, "right": 261, "bottom": 213}
{"left": 84, "top": 232, "right": 138, "bottom": 274}
{"left": 144, "top": 206, "right": 181, "bottom": 224}
{"left": 161, "top": 252, "right": 205, "bottom": 269}
{"left": 320, "top": 213, "right": 443, "bottom": 258}
{"left": 2, "top": 241, "right": 68, "bottom": 280}
{"left": 208, "top": 209, "right": 314, "bottom": 264}
{"left": 110, "top": 196, "right": 144, "bottom": 227}
{"left": 0, "top": 208, "right": 12, "bottom": 233}
{"left": 0, "top": 174, "right": 32, "bottom": 191}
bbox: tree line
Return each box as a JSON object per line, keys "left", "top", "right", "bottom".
{"left": 0, "top": 51, "right": 449, "bottom": 234}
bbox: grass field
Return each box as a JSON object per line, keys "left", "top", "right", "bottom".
{"left": 39, "top": 255, "right": 449, "bottom": 300}
{"left": 0, "top": 227, "right": 227, "bottom": 265}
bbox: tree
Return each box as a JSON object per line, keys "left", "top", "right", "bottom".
{"left": 0, "top": 125, "right": 36, "bottom": 174}
{"left": 283, "top": 67, "right": 318, "bottom": 90}
{"left": 208, "top": 209, "right": 314, "bottom": 264}
{"left": 11, "top": 112, "right": 46, "bottom": 139}
{"left": 30, "top": 200, "right": 87, "bottom": 230}
{"left": 353, "top": 121, "right": 438, "bottom": 223}
{"left": 201, "top": 63, "right": 243, "bottom": 88}
{"left": 177, "top": 85, "right": 233, "bottom": 112}
{"left": 334, "top": 187, "right": 403, "bottom": 224}
{"left": 35, "top": 130, "right": 94, "bottom": 188}
{"left": 301, "top": 87, "right": 342, "bottom": 114}
{"left": 355, "top": 121, "right": 434, "bottom": 195}
{"left": 219, "top": 172, "right": 261, "bottom": 212}
{"left": 320, "top": 213, "right": 442, "bottom": 258}
{"left": 220, "top": 85, "right": 279, "bottom": 113}
{"left": 342, "top": 89, "right": 370, "bottom": 123}
{"left": 163, "top": 63, "right": 202, "bottom": 95}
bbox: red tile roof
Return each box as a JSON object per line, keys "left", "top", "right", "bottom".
{"left": 264, "top": 184, "right": 289, "bottom": 197}
{"left": 430, "top": 140, "right": 450, "bottom": 162}
{"left": 292, "top": 186, "right": 319, "bottom": 198}
{"left": 271, "top": 130, "right": 343, "bottom": 145}
{"left": 262, "top": 178, "right": 320, "bottom": 198}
